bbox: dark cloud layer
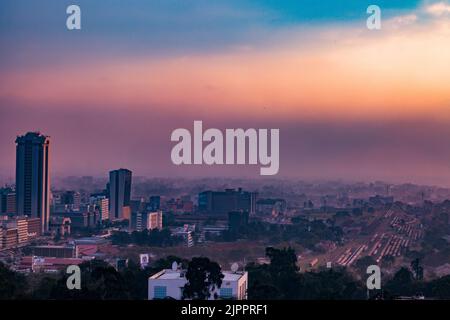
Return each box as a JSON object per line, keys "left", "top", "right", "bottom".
{"left": 1, "top": 103, "right": 450, "bottom": 186}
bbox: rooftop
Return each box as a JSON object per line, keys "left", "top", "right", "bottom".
{"left": 150, "top": 269, "right": 246, "bottom": 281}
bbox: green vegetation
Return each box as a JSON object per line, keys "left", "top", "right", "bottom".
{"left": 111, "top": 228, "right": 182, "bottom": 247}
{"left": 1, "top": 248, "right": 450, "bottom": 300}
{"left": 246, "top": 247, "right": 365, "bottom": 300}
{"left": 211, "top": 219, "right": 343, "bottom": 251}
{"left": 182, "top": 257, "right": 224, "bottom": 300}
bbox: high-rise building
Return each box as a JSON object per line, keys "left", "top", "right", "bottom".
{"left": 27, "top": 217, "right": 42, "bottom": 238}
{"left": 2, "top": 227, "right": 18, "bottom": 249}
{"left": 109, "top": 169, "right": 132, "bottom": 221}
{"left": 148, "top": 196, "right": 161, "bottom": 211}
{"left": 16, "top": 132, "right": 50, "bottom": 233}
{"left": 134, "top": 210, "right": 163, "bottom": 231}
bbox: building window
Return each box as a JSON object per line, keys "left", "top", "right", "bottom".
{"left": 154, "top": 286, "right": 167, "bottom": 299}
{"left": 220, "top": 287, "right": 233, "bottom": 298}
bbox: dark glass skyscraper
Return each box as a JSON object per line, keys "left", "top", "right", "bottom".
{"left": 109, "top": 168, "right": 132, "bottom": 220}
{"left": 15, "top": 132, "right": 50, "bottom": 233}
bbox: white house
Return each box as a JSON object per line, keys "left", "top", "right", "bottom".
{"left": 148, "top": 268, "right": 248, "bottom": 300}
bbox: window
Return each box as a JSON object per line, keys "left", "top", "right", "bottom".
{"left": 154, "top": 286, "right": 167, "bottom": 299}
{"left": 220, "top": 287, "right": 233, "bottom": 298}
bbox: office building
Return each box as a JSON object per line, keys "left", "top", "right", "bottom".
{"left": 31, "top": 245, "right": 77, "bottom": 258}
{"left": 1, "top": 188, "right": 16, "bottom": 214}
{"left": 16, "top": 217, "right": 29, "bottom": 244}
{"left": 16, "top": 132, "right": 50, "bottom": 233}
{"left": 27, "top": 217, "right": 42, "bottom": 238}
{"left": 109, "top": 169, "right": 132, "bottom": 221}
{"left": 148, "top": 268, "right": 248, "bottom": 300}
{"left": 148, "top": 211, "right": 163, "bottom": 230}
{"left": 148, "top": 196, "right": 161, "bottom": 211}
{"left": 2, "top": 227, "right": 18, "bottom": 249}
{"left": 62, "top": 191, "right": 81, "bottom": 211}
{"left": 198, "top": 188, "right": 256, "bottom": 215}
{"left": 228, "top": 211, "right": 249, "bottom": 233}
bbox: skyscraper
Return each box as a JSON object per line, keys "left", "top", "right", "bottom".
{"left": 15, "top": 132, "right": 50, "bottom": 233}
{"left": 109, "top": 169, "right": 132, "bottom": 221}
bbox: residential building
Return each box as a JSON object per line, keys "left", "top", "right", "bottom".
{"left": 148, "top": 269, "right": 248, "bottom": 300}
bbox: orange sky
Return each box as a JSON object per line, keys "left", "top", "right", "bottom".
{"left": 2, "top": 15, "right": 450, "bottom": 122}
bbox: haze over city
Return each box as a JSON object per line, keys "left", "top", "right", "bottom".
{"left": 1, "top": 0, "right": 450, "bottom": 184}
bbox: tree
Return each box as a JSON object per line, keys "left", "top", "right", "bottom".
{"left": 410, "top": 258, "right": 424, "bottom": 281}
{"left": 266, "top": 246, "right": 299, "bottom": 276}
{"left": 0, "top": 262, "right": 28, "bottom": 299}
{"left": 247, "top": 247, "right": 365, "bottom": 300}
{"left": 249, "top": 247, "right": 300, "bottom": 299}
{"left": 385, "top": 267, "right": 416, "bottom": 297}
{"left": 46, "top": 260, "right": 130, "bottom": 300}
{"left": 182, "top": 257, "right": 224, "bottom": 300}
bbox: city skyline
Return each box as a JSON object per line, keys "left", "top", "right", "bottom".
{"left": 1, "top": 0, "right": 450, "bottom": 185}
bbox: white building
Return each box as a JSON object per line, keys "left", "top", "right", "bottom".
{"left": 148, "top": 268, "right": 248, "bottom": 300}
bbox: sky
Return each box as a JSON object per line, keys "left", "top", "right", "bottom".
{"left": 1, "top": 0, "right": 450, "bottom": 185}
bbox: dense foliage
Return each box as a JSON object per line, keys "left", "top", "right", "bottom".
{"left": 1, "top": 248, "right": 450, "bottom": 300}
{"left": 111, "top": 228, "right": 182, "bottom": 247}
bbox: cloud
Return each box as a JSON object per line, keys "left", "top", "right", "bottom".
{"left": 426, "top": 1, "right": 450, "bottom": 16}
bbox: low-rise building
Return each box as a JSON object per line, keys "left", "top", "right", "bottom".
{"left": 31, "top": 245, "right": 77, "bottom": 258}
{"left": 19, "top": 256, "right": 86, "bottom": 273}
{"left": 148, "top": 268, "right": 248, "bottom": 300}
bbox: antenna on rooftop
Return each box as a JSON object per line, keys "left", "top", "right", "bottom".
{"left": 231, "top": 262, "right": 239, "bottom": 273}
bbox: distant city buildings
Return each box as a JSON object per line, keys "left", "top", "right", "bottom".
{"left": 256, "top": 198, "right": 286, "bottom": 217}
{"left": 109, "top": 169, "right": 132, "bottom": 221}
{"left": 0, "top": 215, "right": 42, "bottom": 250}
{"left": 171, "top": 224, "right": 195, "bottom": 247}
{"left": 148, "top": 211, "right": 163, "bottom": 230}
{"left": 90, "top": 195, "right": 109, "bottom": 221}
{"left": 228, "top": 211, "right": 249, "bottom": 233}
{"left": 15, "top": 132, "right": 51, "bottom": 233}
{"left": 0, "top": 187, "right": 16, "bottom": 214}
{"left": 134, "top": 210, "right": 164, "bottom": 231}
{"left": 166, "top": 196, "right": 194, "bottom": 214}
{"left": 61, "top": 190, "right": 81, "bottom": 211}
{"left": 198, "top": 188, "right": 257, "bottom": 215}
{"left": 148, "top": 196, "right": 161, "bottom": 211}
